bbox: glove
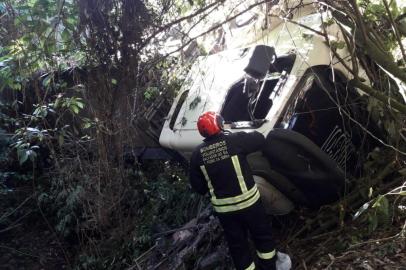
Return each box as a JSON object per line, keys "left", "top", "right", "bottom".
{"left": 276, "top": 251, "right": 292, "bottom": 270}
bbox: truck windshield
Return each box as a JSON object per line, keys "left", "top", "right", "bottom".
{"left": 221, "top": 75, "right": 280, "bottom": 122}
{"left": 221, "top": 54, "right": 295, "bottom": 124}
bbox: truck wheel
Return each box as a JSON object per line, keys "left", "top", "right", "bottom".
{"left": 254, "top": 175, "right": 294, "bottom": 215}
{"left": 263, "top": 129, "right": 345, "bottom": 208}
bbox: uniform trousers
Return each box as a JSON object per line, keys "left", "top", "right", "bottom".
{"left": 216, "top": 200, "right": 276, "bottom": 270}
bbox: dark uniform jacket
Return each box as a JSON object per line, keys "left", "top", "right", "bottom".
{"left": 189, "top": 131, "right": 266, "bottom": 213}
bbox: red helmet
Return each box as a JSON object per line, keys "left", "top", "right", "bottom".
{"left": 197, "top": 111, "right": 224, "bottom": 137}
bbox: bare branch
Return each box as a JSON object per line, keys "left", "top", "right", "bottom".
{"left": 350, "top": 79, "right": 406, "bottom": 115}
{"left": 149, "top": 0, "right": 271, "bottom": 62}
{"left": 382, "top": 0, "right": 406, "bottom": 64}
{"left": 141, "top": 0, "right": 226, "bottom": 49}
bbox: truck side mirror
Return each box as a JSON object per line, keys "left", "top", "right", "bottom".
{"left": 244, "top": 45, "right": 276, "bottom": 79}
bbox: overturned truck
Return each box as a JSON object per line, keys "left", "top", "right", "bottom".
{"left": 159, "top": 13, "right": 377, "bottom": 215}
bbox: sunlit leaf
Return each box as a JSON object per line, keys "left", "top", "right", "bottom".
{"left": 61, "top": 28, "right": 71, "bottom": 42}
{"left": 58, "top": 134, "right": 64, "bottom": 146}
{"left": 76, "top": 101, "right": 84, "bottom": 109}
{"left": 18, "top": 149, "right": 29, "bottom": 165}
{"left": 353, "top": 201, "right": 370, "bottom": 220}
{"left": 71, "top": 105, "right": 79, "bottom": 114}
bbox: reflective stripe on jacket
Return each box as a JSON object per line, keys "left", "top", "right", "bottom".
{"left": 189, "top": 131, "right": 266, "bottom": 213}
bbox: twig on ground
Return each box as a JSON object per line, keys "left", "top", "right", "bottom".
{"left": 348, "top": 233, "right": 403, "bottom": 249}
{"left": 301, "top": 259, "right": 308, "bottom": 270}
{"left": 0, "top": 245, "right": 40, "bottom": 259}
{"left": 152, "top": 225, "right": 199, "bottom": 238}
{"left": 0, "top": 194, "right": 33, "bottom": 222}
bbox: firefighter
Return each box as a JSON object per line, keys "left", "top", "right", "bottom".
{"left": 189, "top": 111, "right": 291, "bottom": 270}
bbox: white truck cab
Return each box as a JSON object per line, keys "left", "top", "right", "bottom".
{"left": 159, "top": 12, "right": 372, "bottom": 214}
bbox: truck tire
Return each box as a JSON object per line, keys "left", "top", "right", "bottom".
{"left": 262, "top": 129, "right": 345, "bottom": 208}
{"left": 254, "top": 175, "right": 295, "bottom": 215}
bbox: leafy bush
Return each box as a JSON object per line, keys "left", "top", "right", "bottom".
{"left": 32, "top": 154, "right": 200, "bottom": 269}
{"left": 0, "top": 128, "right": 10, "bottom": 164}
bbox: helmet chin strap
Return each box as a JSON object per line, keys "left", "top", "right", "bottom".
{"left": 216, "top": 114, "right": 225, "bottom": 131}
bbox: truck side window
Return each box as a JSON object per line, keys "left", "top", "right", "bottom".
{"left": 221, "top": 78, "right": 278, "bottom": 122}
{"left": 169, "top": 90, "right": 189, "bottom": 130}
{"left": 221, "top": 80, "right": 251, "bottom": 122}
{"left": 253, "top": 78, "right": 278, "bottom": 119}
{"left": 221, "top": 54, "right": 296, "bottom": 125}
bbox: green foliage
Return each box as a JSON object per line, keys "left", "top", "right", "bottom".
{"left": 173, "top": 0, "right": 202, "bottom": 15}
{"left": 35, "top": 158, "right": 200, "bottom": 269}
{"left": 0, "top": 128, "right": 10, "bottom": 163}
{"left": 37, "top": 171, "right": 84, "bottom": 239}
{"left": 321, "top": 18, "right": 335, "bottom": 27}
{"left": 15, "top": 141, "right": 38, "bottom": 165}
{"left": 329, "top": 40, "right": 346, "bottom": 51}
{"left": 144, "top": 86, "right": 160, "bottom": 101}
{"left": 54, "top": 95, "right": 84, "bottom": 115}
{"left": 0, "top": 0, "right": 86, "bottom": 167}
{"left": 362, "top": 148, "right": 388, "bottom": 176}
{"left": 54, "top": 184, "right": 84, "bottom": 237}
{"left": 1, "top": 0, "right": 199, "bottom": 269}
{"left": 368, "top": 195, "right": 391, "bottom": 232}
{"left": 358, "top": 0, "right": 401, "bottom": 52}
{"left": 181, "top": 116, "right": 187, "bottom": 126}
{"left": 0, "top": 0, "right": 81, "bottom": 76}
{"left": 0, "top": 59, "right": 21, "bottom": 92}
{"left": 301, "top": 33, "right": 314, "bottom": 41}
{"left": 0, "top": 1, "right": 193, "bottom": 267}
{"left": 353, "top": 184, "right": 402, "bottom": 235}
{"left": 3, "top": 75, "right": 87, "bottom": 165}
{"left": 11, "top": 126, "right": 50, "bottom": 165}
{"left": 75, "top": 255, "right": 100, "bottom": 270}
{"left": 142, "top": 165, "right": 199, "bottom": 223}
{"left": 140, "top": 57, "right": 188, "bottom": 106}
